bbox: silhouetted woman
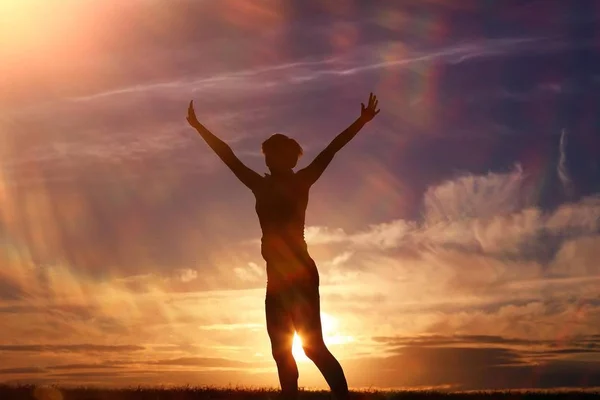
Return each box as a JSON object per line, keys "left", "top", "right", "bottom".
{"left": 186, "top": 93, "right": 380, "bottom": 400}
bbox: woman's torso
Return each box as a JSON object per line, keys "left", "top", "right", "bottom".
{"left": 253, "top": 173, "right": 318, "bottom": 285}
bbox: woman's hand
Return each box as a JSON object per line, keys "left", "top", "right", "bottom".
{"left": 186, "top": 100, "right": 201, "bottom": 129}
{"left": 360, "top": 93, "right": 380, "bottom": 122}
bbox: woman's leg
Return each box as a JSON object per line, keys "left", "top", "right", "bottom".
{"left": 266, "top": 289, "right": 299, "bottom": 399}
{"left": 292, "top": 285, "right": 350, "bottom": 400}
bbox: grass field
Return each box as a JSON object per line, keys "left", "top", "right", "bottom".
{"left": 1, "top": 386, "right": 599, "bottom": 400}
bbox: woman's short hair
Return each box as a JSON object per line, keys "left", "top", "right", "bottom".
{"left": 261, "top": 134, "right": 303, "bottom": 159}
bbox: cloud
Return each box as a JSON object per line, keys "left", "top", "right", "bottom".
{"left": 340, "top": 332, "right": 600, "bottom": 390}
{"left": 422, "top": 164, "right": 529, "bottom": 223}
{"left": 558, "top": 129, "right": 573, "bottom": 197}
{"left": 0, "top": 124, "right": 217, "bottom": 185}
{"left": 149, "top": 357, "right": 250, "bottom": 368}
{"left": 175, "top": 268, "right": 198, "bottom": 283}
{"left": 341, "top": 347, "right": 600, "bottom": 390}
{"left": 48, "top": 371, "right": 139, "bottom": 378}
{"left": 233, "top": 262, "right": 264, "bottom": 282}
{"left": 304, "top": 158, "right": 600, "bottom": 366}
{"left": 371, "top": 334, "right": 600, "bottom": 355}
{"left": 306, "top": 163, "right": 600, "bottom": 268}
{"left": 0, "top": 344, "right": 144, "bottom": 353}
{"left": 46, "top": 363, "right": 124, "bottom": 370}
{"left": 0, "top": 278, "right": 26, "bottom": 301}
{"left": 24, "top": 36, "right": 561, "bottom": 107}
{"left": 0, "top": 367, "right": 45, "bottom": 375}
{"left": 65, "top": 58, "right": 342, "bottom": 103}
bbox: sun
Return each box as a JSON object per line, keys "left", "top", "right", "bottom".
{"left": 291, "top": 332, "right": 308, "bottom": 361}
{"left": 291, "top": 312, "right": 351, "bottom": 362}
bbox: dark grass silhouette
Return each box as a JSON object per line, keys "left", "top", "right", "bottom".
{"left": 1, "top": 385, "right": 599, "bottom": 400}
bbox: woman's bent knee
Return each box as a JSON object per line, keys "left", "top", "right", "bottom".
{"left": 302, "top": 340, "right": 328, "bottom": 361}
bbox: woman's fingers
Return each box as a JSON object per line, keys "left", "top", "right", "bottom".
{"left": 369, "top": 94, "right": 377, "bottom": 108}
{"left": 188, "top": 101, "right": 197, "bottom": 118}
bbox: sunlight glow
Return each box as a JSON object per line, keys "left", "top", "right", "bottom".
{"left": 291, "top": 312, "right": 353, "bottom": 362}
{"left": 291, "top": 333, "right": 308, "bottom": 361}
{"left": 1, "top": 0, "right": 87, "bottom": 58}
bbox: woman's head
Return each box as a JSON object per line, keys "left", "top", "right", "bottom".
{"left": 261, "top": 134, "right": 303, "bottom": 171}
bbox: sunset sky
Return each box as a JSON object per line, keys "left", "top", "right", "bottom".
{"left": 1, "top": 0, "right": 600, "bottom": 391}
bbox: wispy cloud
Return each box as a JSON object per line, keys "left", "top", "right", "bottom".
{"left": 54, "top": 36, "right": 556, "bottom": 104}
{"left": 558, "top": 129, "right": 573, "bottom": 197}
{"left": 67, "top": 58, "right": 344, "bottom": 102}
